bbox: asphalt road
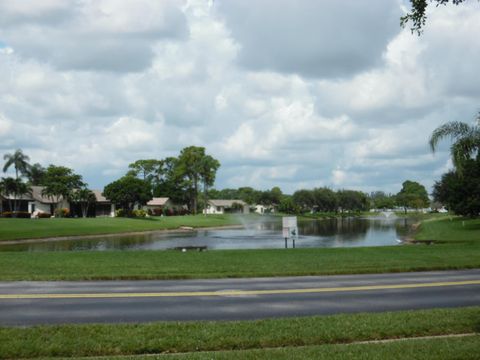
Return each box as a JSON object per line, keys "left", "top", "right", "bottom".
{"left": 0, "top": 269, "right": 479, "bottom": 326}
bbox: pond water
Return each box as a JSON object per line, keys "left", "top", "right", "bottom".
{"left": 1, "top": 216, "right": 415, "bottom": 252}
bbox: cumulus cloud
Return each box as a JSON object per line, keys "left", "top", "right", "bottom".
{"left": 0, "top": 0, "right": 479, "bottom": 194}
{"left": 217, "top": 0, "right": 401, "bottom": 79}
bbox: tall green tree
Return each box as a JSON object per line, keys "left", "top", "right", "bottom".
{"left": 199, "top": 155, "right": 220, "bottom": 216}
{"left": 0, "top": 177, "right": 30, "bottom": 213}
{"left": 41, "top": 165, "right": 85, "bottom": 209}
{"left": 396, "top": 180, "right": 429, "bottom": 213}
{"left": 128, "top": 159, "right": 162, "bottom": 183}
{"left": 429, "top": 113, "right": 480, "bottom": 174}
{"left": 70, "top": 187, "right": 97, "bottom": 218}
{"left": 401, "top": 0, "right": 470, "bottom": 35}
{"left": 432, "top": 158, "right": 480, "bottom": 217}
{"left": 3, "top": 149, "right": 30, "bottom": 180}
{"left": 25, "top": 163, "right": 46, "bottom": 186}
{"left": 103, "top": 176, "right": 152, "bottom": 214}
{"left": 175, "top": 146, "right": 220, "bottom": 214}
{"left": 3, "top": 149, "right": 31, "bottom": 211}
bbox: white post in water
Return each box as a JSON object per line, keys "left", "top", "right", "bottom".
{"left": 282, "top": 216, "right": 298, "bottom": 249}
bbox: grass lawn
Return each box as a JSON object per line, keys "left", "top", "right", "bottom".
{"left": 415, "top": 216, "right": 480, "bottom": 244}
{"left": 0, "top": 214, "right": 243, "bottom": 241}
{"left": 104, "top": 336, "right": 480, "bottom": 360}
{"left": 1, "top": 307, "right": 479, "bottom": 358}
{"left": 0, "top": 241, "right": 478, "bottom": 280}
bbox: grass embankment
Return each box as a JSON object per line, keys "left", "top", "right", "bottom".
{"left": 0, "top": 216, "right": 479, "bottom": 281}
{"left": 0, "top": 215, "right": 242, "bottom": 241}
{"left": 1, "top": 307, "right": 479, "bottom": 359}
{"left": 0, "top": 242, "right": 479, "bottom": 280}
{"left": 415, "top": 216, "right": 480, "bottom": 244}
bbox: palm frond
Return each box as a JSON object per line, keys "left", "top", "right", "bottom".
{"left": 429, "top": 121, "right": 471, "bottom": 152}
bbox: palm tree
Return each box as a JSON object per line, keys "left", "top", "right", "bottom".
{"left": 429, "top": 113, "right": 480, "bottom": 173}
{"left": 3, "top": 149, "right": 30, "bottom": 180}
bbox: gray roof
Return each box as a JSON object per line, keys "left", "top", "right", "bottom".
{"left": 1, "top": 186, "right": 110, "bottom": 204}
{"left": 146, "top": 197, "right": 170, "bottom": 206}
{"left": 92, "top": 190, "right": 109, "bottom": 203}
{"left": 208, "top": 199, "right": 246, "bottom": 207}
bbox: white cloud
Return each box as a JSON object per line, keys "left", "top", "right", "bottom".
{"left": 0, "top": 0, "right": 478, "bottom": 194}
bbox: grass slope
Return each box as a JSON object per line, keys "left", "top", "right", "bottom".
{"left": 105, "top": 336, "right": 480, "bottom": 360}
{"left": 1, "top": 307, "right": 479, "bottom": 358}
{"left": 0, "top": 241, "right": 479, "bottom": 280}
{"left": 0, "top": 215, "right": 241, "bottom": 241}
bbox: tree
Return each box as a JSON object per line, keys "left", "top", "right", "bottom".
{"left": 103, "top": 176, "right": 152, "bottom": 214}
{"left": 337, "top": 190, "right": 368, "bottom": 213}
{"left": 42, "top": 165, "right": 85, "bottom": 209}
{"left": 401, "top": 0, "right": 470, "bottom": 35}
{"left": 3, "top": 149, "right": 30, "bottom": 180}
{"left": 433, "top": 158, "right": 480, "bottom": 216}
{"left": 312, "top": 187, "right": 338, "bottom": 212}
{"left": 128, "top": 159, "right": 162, "bottom": 184}
{"left": 175, "top": 146, "right": 220, "bottom": 214}
{"left": 70, "top": 187, "right": 96, "bottom": 218}
{"left": 3, "top": 149, "right": 31, "bottom": 212}
{"left": 25, "top": 163, "right": 46, "bottom": 186}
{"left": 199, "top": 155, "right": 220, "bottom": 216}
{"left": 396, "top": 180, "right": 429, "bottom": 213}
{"left": 429, "top": 113, "right": 480, "bottom": 174}
{"left": 292, "top": 189, "right": 315, "bottom": 212}
{"left": 0, "top": 177, "right": 30, "bottom": 214}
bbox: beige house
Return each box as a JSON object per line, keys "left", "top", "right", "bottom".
{"left": 143, "top": 197, "right": 175, "bottom": 212}
{"left": 204, "top": 199, "right": 249, "bottom": 214}
{"left": 0, "top": 186, "right": 68, "bottom": 215}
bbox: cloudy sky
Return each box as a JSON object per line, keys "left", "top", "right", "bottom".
{"left": 0, "top": 0, "right": 479, "bottom": 194}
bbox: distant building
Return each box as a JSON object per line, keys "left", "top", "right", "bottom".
{"left": 204, "top": 199, "right": 249, "bottom": 214}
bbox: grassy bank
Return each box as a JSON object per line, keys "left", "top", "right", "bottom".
{"left": 0, "top": 215, "right": 243, "bottom": 241}
{"left": 0, "top": 241, "right": 478, "bottom": 280}
{"left": 100, "top": 336, "right": 480, "bottom": 360}
{"left": 1, "top": 307, "right": 478, "bottom": 358}
{"left": 415, "top": 216, "right": 480, "bottom": 244}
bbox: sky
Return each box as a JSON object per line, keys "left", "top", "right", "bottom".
{"left": 0, "top": 0, "right": 479, "bottom": 195}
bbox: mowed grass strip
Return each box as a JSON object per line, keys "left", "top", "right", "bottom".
{"left": 415, "top": 216, "right": 480, "bottom": 244}
{"left": 1, "top": 307, "right": 479, "bottom": 358}
{"left": 98, "top": 336, "right": 480, "bottom": 360}
{"left": 0, "top": 215, "right": 242, "bottom": 241}
{"left": 0, "top": 241, "right": 479, "bottom": 280}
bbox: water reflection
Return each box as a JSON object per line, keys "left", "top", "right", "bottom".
{"left": 1, "top": 217, "right": 416, "bottom": 252}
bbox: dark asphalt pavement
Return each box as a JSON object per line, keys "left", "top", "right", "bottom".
{"left": 0, "top": 269, "right": 479, "bottom": 326}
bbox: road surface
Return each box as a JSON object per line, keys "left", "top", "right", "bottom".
{"left": 0, "top": 269, "right": 479, "bottom": 326}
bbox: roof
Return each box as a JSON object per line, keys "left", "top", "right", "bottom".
{"left": 1, "top": 186, "right": 58, "bottom": 203}
{"left": 146, "top": 197, "right": 170, "bottom": 206}
{"left": 208, "top": 199, "right": 246, "bottom": 207}
{"left": 92, "top": 190, "right": 109, "bottom": 202}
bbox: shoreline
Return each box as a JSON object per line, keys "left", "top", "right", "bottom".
{"left": 0, "top": 224, "right": 245, "bottom": 246}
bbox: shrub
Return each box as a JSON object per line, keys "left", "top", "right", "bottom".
{"left": 54, "top": 208, "right": 70, "bottom": 218}
{"left": 152, "top": 208, "right": 163, "bottom": 216}
{"left": 1, "top": 211, "right": 31, "bottom": 218}
{"left": 37, "top": 212, "right": 52, "bottom": 218}
{"left": 132, "top": 209, "right": 147, "bottom": 218}
{"left": 115, "top": 209, "right": 126, "bottom": 217}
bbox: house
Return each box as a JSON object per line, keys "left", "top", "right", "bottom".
{"left": 0, "top": 186, "right": 67, "bottom": 215}
{"left": 143, "top": 197, "right": 174, "bottom": 212}
{"left": 253, "top": 204, "right": 275, "bottom": 214}
{"left": 204, "top": 199, "right": 249, "bottom": 214}
{"left": 1, "top": 186, "right": 115, "bottom": 217}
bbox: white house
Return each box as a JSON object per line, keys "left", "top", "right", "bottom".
{"left": 143, "top": 197, "right": 176, "bottom": 212}
{"left": 254, "top": 204, "right": 275, "bottom": 214}
{"left": 204, "top": 199, "right": 249, "bottom": 214}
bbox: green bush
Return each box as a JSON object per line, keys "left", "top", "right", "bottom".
{"left": 1, "top": 211, "right": 31, "bottom": 218}
{"left": 132, "top": 209, "right": 147, "bottom": 218}
{"left": 54, "top": 208, "right": 70, "bottom": 218}
{"left": 37, "top": 213, "right": 51, "bottom": 218}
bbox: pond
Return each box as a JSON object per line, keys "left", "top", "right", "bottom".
{"left": 0, "top": 216, "right": 416, "bottom": 252}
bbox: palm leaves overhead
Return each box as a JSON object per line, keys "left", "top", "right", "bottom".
{"left": 2, "top": 149, "right": 30, "bottom": 179}
{"left": 429, "top": 113, "right": 480, "bottom": 171}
